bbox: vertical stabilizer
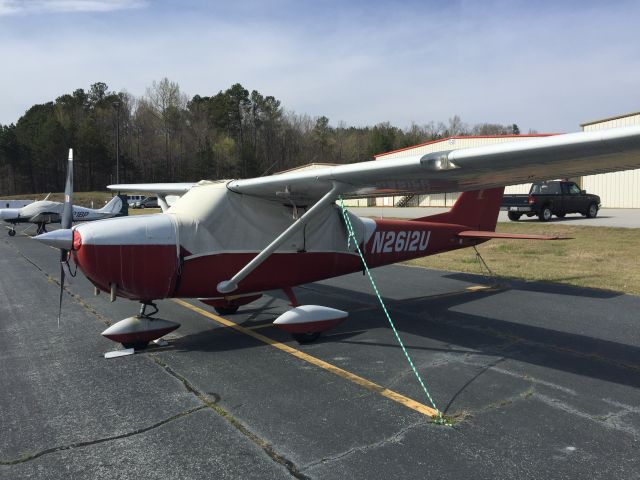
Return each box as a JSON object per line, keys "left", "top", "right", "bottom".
{"left": 414, "top": 187, "right": 505, "bottom": 231}
{"left": 98, "top": 195, "right": 124, "bottom": 215}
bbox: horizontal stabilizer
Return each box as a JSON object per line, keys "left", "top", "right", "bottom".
{"left": 458, "top": 230, "right": 570, "bottom": 240}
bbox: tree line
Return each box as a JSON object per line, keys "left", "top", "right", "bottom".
{"left": 0, "top": 79, "right": 523, "bottom": 195}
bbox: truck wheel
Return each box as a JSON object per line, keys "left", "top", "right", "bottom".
{"left": 538, "top": 206, "right": 552, "bottom": 222}
{"left": 507, "top": 212, "right": 522, "bottom": 221}
{"left": 586, "top": 203, "right": 599, "bottom": 218}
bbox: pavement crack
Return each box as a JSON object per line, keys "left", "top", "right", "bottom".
{"left": 148, "top": 353, "right": 310, "bottom": 480}
{"left": 465, "top": 386, "right": 535, "bottom": 417}
{"left": 534, "top": 392, "right": 640, "bottom": 440}
{"left": 301, "top": 420, "right": 428, "bottom": 473}
{"left": 0, "top": 405, "right": 206, "bottom": 466}
{"left": 10, "top": 242, "right": 307, "bottom": 478}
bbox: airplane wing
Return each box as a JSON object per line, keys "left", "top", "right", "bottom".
{"left": 107, "top": 183, "right": 196, "bottom": 195}
{"left": 107, "top": 182, "right": 196, "bottom": 212}
{"left": 227, "top": 126, "right": 640, "bottom": 202}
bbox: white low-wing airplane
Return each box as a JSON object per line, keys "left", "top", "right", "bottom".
{"left": 0, "top": 160, "right": 124, "bottom": 236}
{"left": 35, "top": 126, "right": 640, "bottom": 349}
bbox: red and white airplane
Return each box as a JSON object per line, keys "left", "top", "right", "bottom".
{"left": 36, "top": 126, "right": 640, "bottom": 350}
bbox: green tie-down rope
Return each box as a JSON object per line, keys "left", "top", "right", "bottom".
{"left": 338, "top": 198, "right": 449, "bottom": 425}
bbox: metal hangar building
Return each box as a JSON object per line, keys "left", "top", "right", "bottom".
{"left": 374, "top": 111, "right": 640, "bottom": 208}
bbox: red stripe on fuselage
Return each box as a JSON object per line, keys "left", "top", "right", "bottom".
{"left": 73, "top": 244, "right": 179, "bottom": 301}
{"left": 176, "top": 252, "right": 362, "bottom": 297}
{"left": 72, "top": 220, "right": 485, "bottom": 301}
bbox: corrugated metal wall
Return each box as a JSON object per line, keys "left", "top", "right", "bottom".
{"left": 583, "top": 113, "right": 640, "bottom": 132}
{"left": 582, "top": 169, "right": 640, "bottom": 208}
{"left": 581, "top": 113, "right": 640, "bottom": 208}
{"left": 375, "top": 115, "right": 640, "bottom": 209}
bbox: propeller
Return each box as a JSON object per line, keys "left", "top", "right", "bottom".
{"left": 33, "top": 149, "right": 76, "bottom": 326}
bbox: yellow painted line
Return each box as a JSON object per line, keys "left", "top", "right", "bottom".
{"left": 466, "top": 285, "right": 496, "bottom": 292}
{"left": 172, "top": 298, "right": 438, "bottom": 418}
{"left": 245, "top": 323, "right": 277, "bottom": 331}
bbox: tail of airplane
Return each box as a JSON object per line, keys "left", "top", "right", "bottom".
{"left": 414, "top": 187, "right": 505, "bottom": 231}
{"left": 98, "top": 195, "right": 124, "bottom": 216}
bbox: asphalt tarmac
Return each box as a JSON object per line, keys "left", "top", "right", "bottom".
{"left": 1, "top": 229, "right": 640, "bottom": 479}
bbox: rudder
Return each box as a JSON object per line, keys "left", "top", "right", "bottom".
{"left": 99, "top": 195, "right": 125, "bottom": 215}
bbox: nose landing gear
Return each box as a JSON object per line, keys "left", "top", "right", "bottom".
{"left": 101, "top": 301, "right": 181, "bottom": 351}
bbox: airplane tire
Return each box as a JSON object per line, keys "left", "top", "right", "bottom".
{"left": 8, "top": 229, "right": 15, "bottom": 237}
{"left": 122, "top": 341, "right": 149, "bottom": 350}
{"left": 214, "top": 305, "right": 240, "bottom": 315}
{"left": 292, "top": 332, "right": 321, "bottom": 344}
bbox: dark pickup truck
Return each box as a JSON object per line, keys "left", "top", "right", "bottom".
{"left": 501, "top": 180, "right": 601, "bottom": 222}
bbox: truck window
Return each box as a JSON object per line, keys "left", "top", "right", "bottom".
{"left": 548, "top": 183, "right": 561, "bottom": 194}
{"left": 569, "top": 184, "right": 581, "bottom": 194}
{"left": 531, "top": 182, "right": 561, "bottom": 194}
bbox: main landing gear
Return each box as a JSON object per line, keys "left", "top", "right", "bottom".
{"left": 101, "top": 301, "right": 181, "bottom": 351}
{"left": 36, "top": 223, "right": 47, "bottom": 235}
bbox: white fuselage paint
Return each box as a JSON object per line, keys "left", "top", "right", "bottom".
{"left": 75, "top": 214, "right": 177, "bottom": 246}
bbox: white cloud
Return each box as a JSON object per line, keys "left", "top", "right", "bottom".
{"left": 0, "top": 0, "right": 146, "bottom": 16}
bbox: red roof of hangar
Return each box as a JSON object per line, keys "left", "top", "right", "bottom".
{"left": 374, "top": 133, "right": 559, "bottom": 159}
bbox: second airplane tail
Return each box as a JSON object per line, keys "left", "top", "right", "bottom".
{"left": 98, "top": 195, "right": 124, "bottom": 216}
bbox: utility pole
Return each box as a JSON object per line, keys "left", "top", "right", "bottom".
{"left": 113, "top": 101, "right": 121, "bottom": 183}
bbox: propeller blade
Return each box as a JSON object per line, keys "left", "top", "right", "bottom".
{"left": 61, "top": 148, "right": 73, "bottom": 230}
{"left": 62, "top": 259, "right": 74, "bottom": 286}
{"left": 54, "top": 148, "right": 73, "bottom": 326}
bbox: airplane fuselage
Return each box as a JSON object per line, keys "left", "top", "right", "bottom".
{"left": 0, "top": 198, "right": 122, "bottom": 232}
{"left": 68, "top": 182, "right": 486, "bottom": 302}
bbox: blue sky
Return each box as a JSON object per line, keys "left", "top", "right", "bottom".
{"left": 1, "top": 0, "right": 639, "bottom": 133}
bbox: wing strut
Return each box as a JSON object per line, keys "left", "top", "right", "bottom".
{"left": 217, "top": 182, "right": 344, "bottom": 294}
{"left": 157, "top": 194, "right": 170, "bottom": 212}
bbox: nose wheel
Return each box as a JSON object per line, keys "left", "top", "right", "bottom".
{"left": 8, "top": 227, "right": 16, "bottom": 236}
{"left": 101, "top": 301, "right": 180, "bottom": 351}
